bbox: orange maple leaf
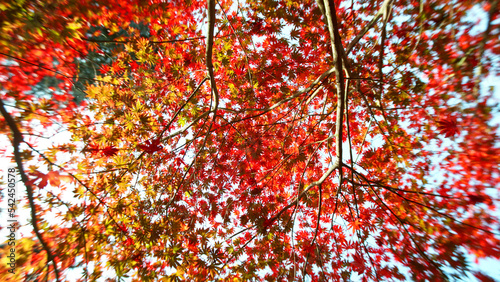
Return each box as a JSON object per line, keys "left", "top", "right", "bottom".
{"left": 34, "top": 171, "right": 72, "bottom": 188}
{"left": 348, "top": 220, "right": 361, "bottom": 232}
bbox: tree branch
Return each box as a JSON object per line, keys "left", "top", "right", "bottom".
{"left": 346, "top": 0, "right": 395, "bottom": 55}
{"left": 323, "top": 0, "right": 346, "bottom": 188}
{"left": 206, "top": 0, "right": 220, "bottom": 113}
{"left": 0, "top": 99, "right": 61, "bottom": 282}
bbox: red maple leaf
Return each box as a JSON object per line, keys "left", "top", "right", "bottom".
{"left": 86, "top": 144, "right": 118, "bottom": 157}
{"left": 101, "top": 146, "right": 119, "bottom": 157}
{"left": 85, "top": 143, "right": 101, "bottom": 156}
{"left": 437, "top": 118, "right": 459, "bottom": 137}
{"left": 118, "top": 225, "right": 128, "bottom": 233}
{"left": 467, "top": 193, "right": 487, "bottom": 204}
{"left": 124, "top": 237, "right": 134, "bottom": 246}
{"left": 137, "top": 138, "right": 163, "bottom": 154}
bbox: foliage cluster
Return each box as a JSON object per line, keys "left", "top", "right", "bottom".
{"left": 0, "top": 0, "right": 499, "bottom": 281}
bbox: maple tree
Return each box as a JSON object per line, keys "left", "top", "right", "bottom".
{"left": 1, "top": 0, "right": 500, "bottom": 281}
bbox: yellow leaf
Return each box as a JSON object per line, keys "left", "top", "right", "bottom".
{"left": 67, "top": 21, "right": 82, "bottom": 30}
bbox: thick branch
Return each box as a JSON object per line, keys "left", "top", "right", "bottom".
{"left": 206, "top": 0, "right": 220, "bottom": 112}
{"left": 323, "top": 0, "right": 346, "bottom": 186}
{"left": 0, "top": 99, "right": 61, "bottom": 282}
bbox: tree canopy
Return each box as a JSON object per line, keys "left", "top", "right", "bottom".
{"left": 1, "top": 0, "right": 500, "bottom": 281}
